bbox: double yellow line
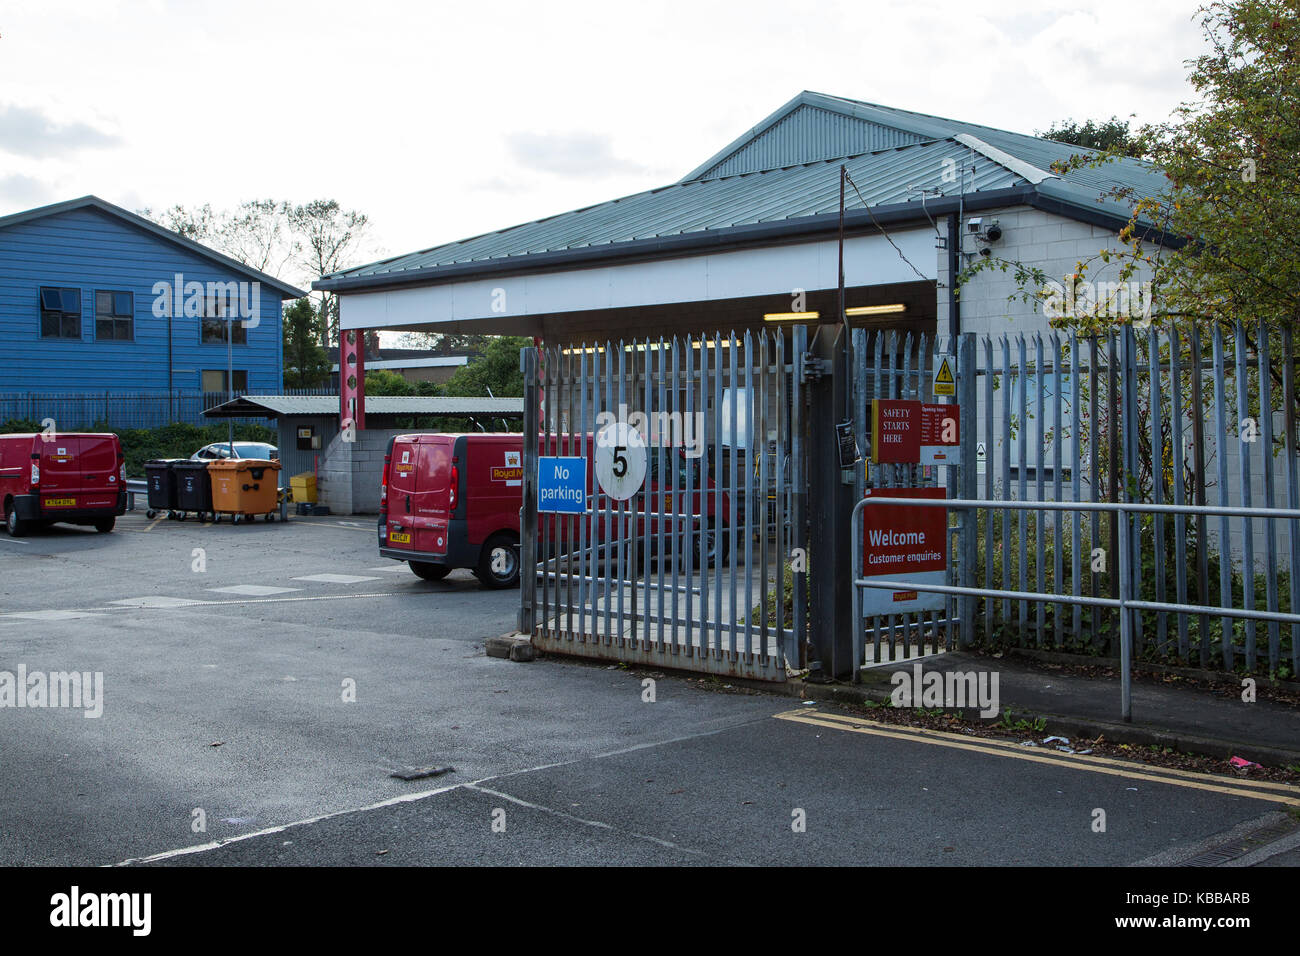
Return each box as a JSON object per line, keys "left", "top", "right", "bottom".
{"left": 775, "top": 708, "right": 1300, "bottom": 807}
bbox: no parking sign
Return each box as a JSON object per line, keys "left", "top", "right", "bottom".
{"left": 537, "top": 457, "right": 587, "bottom": 514}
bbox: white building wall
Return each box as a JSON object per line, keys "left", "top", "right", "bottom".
{"left": 937, "top": 204, "right": 1154, "bottom": 341}
{"left": 940, "top": 204, "right": 1294, "bottom": 573}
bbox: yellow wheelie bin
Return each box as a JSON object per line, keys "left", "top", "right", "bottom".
{"left": 207, "top": 458, "right": 282, "bottom": 524}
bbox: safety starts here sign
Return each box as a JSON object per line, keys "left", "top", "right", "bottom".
{"left": 871, "top": 400, "right": 960, "bottom": 465}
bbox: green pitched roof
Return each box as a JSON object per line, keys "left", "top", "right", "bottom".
{"left": 317, "top": 92, "right": 1167, "bottom": 294}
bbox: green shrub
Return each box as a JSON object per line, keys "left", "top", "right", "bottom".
{"left": 110, "top": 422, "right": 277, "bottom": 477}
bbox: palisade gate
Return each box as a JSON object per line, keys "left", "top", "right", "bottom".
{"left": 520, "top": 319, "right": 1300, "bottom": 687}
{"left": 850, "top": 328, "right": 969, "bottom": 665}
{"left": 518, "top": 329, "right": 809, "bottom": 681}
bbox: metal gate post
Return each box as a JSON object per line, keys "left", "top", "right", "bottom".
{"left": 1118, "top": 500, "right": 1133, "bottom": 722}
{"left": 807, "top": 323, "right": 855, "bottom": 679}
{"left": 958, "top": 333, "right": 979, "bottom": 647}
{"left": 1119, "top": 325, "right": 1139, "bottom": 720}
{"left": 519, "top": 345, "right": 539, "bottom": 635}
{"left": 791, "top": 325, "right": 808, "bottom": 669}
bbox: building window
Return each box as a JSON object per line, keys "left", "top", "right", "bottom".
{"left": 201, "top": 317, "right": 248, "bottom": 345}
{"left": 39, "top": 287, "right": 82, "bottom": 339}
{"left": 201, "top": 294, "right": 248, "bottom": 345}
{"left": 95, "top": 290, "right": 134, "bottom": 341}
{"left": 201, "top": 369, "right": 248, "bottom": 394}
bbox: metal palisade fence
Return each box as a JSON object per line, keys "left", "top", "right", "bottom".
{"left": 951, "top": 320, "right": 1300, "bottom": 680}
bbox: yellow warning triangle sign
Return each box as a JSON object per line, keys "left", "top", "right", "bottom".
{"left": 935, "top": 357, "right": 954, "bottom": 385}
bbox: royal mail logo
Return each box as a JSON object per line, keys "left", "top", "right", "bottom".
{"left": 495, "top": 451, "right": 523, "bottom": 486}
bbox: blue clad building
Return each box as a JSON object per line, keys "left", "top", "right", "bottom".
{"left": 0, "top": 196, "right": 305, "bottom": 404}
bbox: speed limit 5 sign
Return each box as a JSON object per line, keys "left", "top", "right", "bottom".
{"left": 594, "top": 422, "right": 647, "bottom": 501}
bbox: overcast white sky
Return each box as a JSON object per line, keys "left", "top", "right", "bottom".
{"left": 1, "top": 0, "right": 1206, "bottom": 284}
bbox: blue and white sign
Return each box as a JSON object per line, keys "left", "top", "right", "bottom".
{"left": 538, "top": 456, "right": 587, "bottom": 514}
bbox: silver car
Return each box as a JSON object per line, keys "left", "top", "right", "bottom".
{"left": 191, "top": 441, "right": 279, "bottom": 461}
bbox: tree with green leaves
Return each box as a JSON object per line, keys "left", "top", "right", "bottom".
{"left": 1036, "top": 117, "right": 1147, "bottom": 158}
{"left": 1032, "top": 0, "right": 1300, "bottom": 333}
{"left": 363, "top": 368, "right": 416, "bottom": 396}
{"left": 955, "top": 1, "right": 1300, "bottom": 511}
{"left": 282, "top": 298, "right": 332, "bottom": 389}
{"left": 1126, "top": 0, "right": 1300, "bottom": 331}
{"left": 439, "top": 335, "right": 530, "bottom": 398}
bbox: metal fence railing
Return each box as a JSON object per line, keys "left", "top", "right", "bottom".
{"left": 0, "top": 389, "right": 335, "bottom": 430}
{"left": 954, "top": 322, "right": 1300, "bottom": 679}
{"left": 854, "top": 495, "right": 1300, "bottom": 720}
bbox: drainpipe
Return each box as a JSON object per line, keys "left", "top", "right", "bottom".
{"left": 947, "top": 213, "right": 961, "bottom": 338}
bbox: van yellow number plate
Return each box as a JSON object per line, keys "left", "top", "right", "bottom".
{"left": 44, "top": 498, "right": 75, "bottom": 507}
{"left": 388, "top": 532, "right": 411, "bottom": 544}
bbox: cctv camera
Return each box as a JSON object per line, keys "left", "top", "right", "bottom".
{"left": 985, "top": 222, "right": 1003, "bottom": 242}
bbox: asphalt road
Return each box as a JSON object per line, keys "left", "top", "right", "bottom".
{"left": 1, "top": 510, "right": 1297, "bottom": 867}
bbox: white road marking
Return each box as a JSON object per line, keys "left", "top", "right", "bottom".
{"left": 10, "top": 590, "right": 447, "bottom": 618}
{"left": 110, "top": 596, "right": 200, "bottom": 608}
{"left": 0, "top": 537, "right": 29, "bottom": 545}
{"left": 112, "top": 780, "right": 466, "bottom": 866}
{"left": 292, "top": 521, "right": 372, "bottom": 534}
{"left": 3, "top": 609, "right": 103, "bottom": 621}
{"left": 111, "top": 719, "right": 766, "bottom": 866}
{"left": 291, "top": 574, "right": 381, "bottom": 585}
{"left": 465, "top": 783, "right": 707, "bottom": 856}
{"left": 207, "top": 584, "right": 301, "bottom": 596}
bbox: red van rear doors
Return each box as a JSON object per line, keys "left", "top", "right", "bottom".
{"left": 411, "top": 438, "right": 453, "bottom": 555}
{"left": 386, "top": 436, "right": 453, "bottom": 556}
{"left": 38, "top": 437, "right": 82, "bottom": 510}
{"left": 385, "top": 437, "right": 420, "bottom": 552}
{"left": 76, "top": 435, "right": 121, "bottom": 510}
{"left": 37, "top": 436, "right": 120, "bottom": 511}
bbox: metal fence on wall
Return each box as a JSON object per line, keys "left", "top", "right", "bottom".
{"left": 960, "top": 320, "right": 1300, "bottom": 679}
{"left": 0, "top": 389, "right": 335, "bottom": 430}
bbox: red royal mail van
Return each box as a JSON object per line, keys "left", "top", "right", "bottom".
{"left": 378, "top": 432, "right": 731, "bottom": 589}
{"left": 380, "top": 433, "right": 523, "bottom": 588}
{"left": 0, "top": 432, "right": 127, "bottom": 535}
